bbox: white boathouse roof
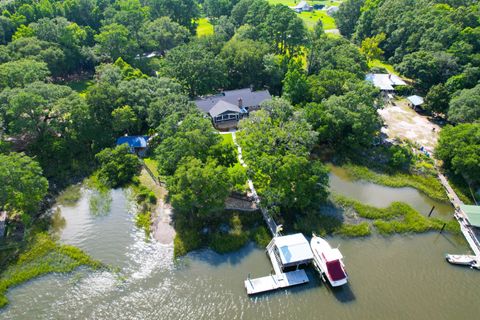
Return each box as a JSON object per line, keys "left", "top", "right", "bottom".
{"left": 274, "top": 233, "right": 313, "bottom": 265}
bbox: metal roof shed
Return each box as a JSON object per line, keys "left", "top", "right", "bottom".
{"left": 460, "top": 205, "right": 480, "bottom": 227}
{"left": 274, "top": 233, "right": 314, "bottom": 267}
{"left": 407, "top": 95, "right": 424, "bottom": 106}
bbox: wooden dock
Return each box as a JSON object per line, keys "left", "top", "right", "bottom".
{"left": 244, "top": 270, "right": 309, "bottom": 295}
{"left": 437, "top": 169, "right": 480, "bottom": 261}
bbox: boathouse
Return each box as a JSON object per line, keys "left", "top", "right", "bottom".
{"left": 268, "top": 233, "right": 314, "bottom": 271}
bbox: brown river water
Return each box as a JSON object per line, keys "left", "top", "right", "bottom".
{"left": 1, "top": 168, "right": 479, "bottom": 319}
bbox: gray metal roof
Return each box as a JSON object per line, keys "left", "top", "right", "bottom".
{"left": 194, "top": 88, "right": 272, "bottom": 114}
{"left": 208, "top": 100, "right": 241, "bottom": 118}
{"left": 365, "top": 73, "right": 407, "bottom": 91}
{"left": 274, "top": 233, "right": 314, "bottom": 265}
{"left": 407, "top": 95, "right": 424, "bottom": 106}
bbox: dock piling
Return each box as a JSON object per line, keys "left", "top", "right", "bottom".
{"left": 440, "top": 223, "right": 446, "bottom": 233}
{"left": 428, "top": 206, "right": 435, "bottom": 217}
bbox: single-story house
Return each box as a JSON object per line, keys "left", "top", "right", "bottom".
{"left": 194, "top": 88, "right": 272, "bottom": 127}
{"left": 116, "top": 135, "right": 149, "bottom": 156}
{"left": 291, "top": 1, "right": 313, "bottom": 12}
{"left": 407, "top": 95, "right": 425, "bottom": 109}
{"left": 326, "top": 6, "right": 339, "bottom": 16}
{"left": 366, "top": 73, "right": 407, "bottom": 92}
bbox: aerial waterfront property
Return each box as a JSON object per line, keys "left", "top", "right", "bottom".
{"left": 1, "top": 0, "right": 480, "bottom": 318}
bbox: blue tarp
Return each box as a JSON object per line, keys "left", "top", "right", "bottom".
{"left": 116, "top": 136, "right": 149, "bottom": 148}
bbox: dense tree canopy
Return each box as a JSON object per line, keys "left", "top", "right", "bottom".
{"left": 436, "top": 124, "right": 480, "bottom": 184}
{"left": 237, "top": 98, "right": 329, "bottom": 213}
{"left": 95, "top": 144, "right": 141, "bottom": 188}
{"left": 0, "top": 153, "right": 48, "bottom": 217}
{"left": 448, "top": 84, "right": 480, "bottom": 123}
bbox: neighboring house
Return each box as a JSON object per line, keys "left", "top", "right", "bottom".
{"left": 326, "top": 6, "right": 339, "bottom": 16}
{"left": 291, "top": 1, "right": 313, "bottom": 12}
{"left": 194, "top": 88, "right": 272, "bottom": 128}
{"left": 407, "top": 95, "right": 425, "bottom": 109}
{"left": 365, "top": 73, "right": 407, "bottom": 92}
{"left": 116, "top": 135, "right": 149, "bottom": 156}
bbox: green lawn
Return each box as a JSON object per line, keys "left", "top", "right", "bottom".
{"left": 299, "top": 10, "right": 336, "bottom": 30}
{"left": 196, "top": 18, "right": 214, "bottom": 37}
{"left": 368, "top": 59, "right": 398, "bottom": 75}
{"left": 265, "top": 1, "right": 341, "bottom": 30}
{"left": 221, "top": 132, "right": 234, "bottom": 145}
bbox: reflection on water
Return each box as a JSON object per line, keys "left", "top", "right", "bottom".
{"left": 329, "top": 166, "right": 454, "bottom": 217}
{"left": 1, "top": 178, "right": 479, "bottom": 320}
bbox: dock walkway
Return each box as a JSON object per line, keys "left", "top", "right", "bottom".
{"left": 436, "top": 169, "right": 480, "bottom": 259}
{"left": 244, "top": 270, "right": 309, "bottom": 295}
{"left": 232, "top": 132, "right": 278, "bottom": 236}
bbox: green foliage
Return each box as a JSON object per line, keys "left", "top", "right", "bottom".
{"left": 219, "top": 38, "right": 270, "bottom": 89}
{"left": 155, "top": 113, "right": 221, "bottom": 175}
{"left": 56, "top": 185, "right": 82, "bottom": 207}
{"left": 251, "top": 226, "right": 271, "bottom": 247}
{"left": 95, "top": 144, "right": 141, "bottom": 188}
{"left": 0, "top": 233, "right": 102, "bottom": 309}
{"left": 436, "top": 124, "right": 480, "bottom": 184}
{"left": 282, "top": 59, "right": 308, "bottom": 105}
{"left": 167, "top": 157, "right": 231, "bottom": 221}
{"left": 448, "top": 84, "right": 480, "bottom": 123}
{"left": 341, "top": 164, "right": 449, "bottom": 202}
{"left": 0, "top": 153, "right": 48, "bottom": 216}
{"left": 335, "top": 0, "right": 365, "bottom": 38}
{"left": 158, "top": 42, "right": 227, "bottom": 97}
{"left": 139, "top": 16, "right": 190, "bottom": 52}
{"left": 333, "top": 195, "right": 459, "bottom": 235}
{"left": 111, "top": 105, "right": 138, "bottom": 134}
{"left": 360, "top": 32, "right": 385, "bottom": 62}
{"left": 94, "top": 23, "right": 138, "bottom": 61}
{"left": 237, "top": 98, "right": 329, "bottom": 212}
{"left": 228, "top": 163, "right": 248, "bottom": 193}
{"left": 0, "top": 59, "right": 49, "bottom": 89}
{"left": 304, "top": 83, "right": 381, "bottom": 149}
{"left": 335, "top": 222, "right": 371, "bottom": 237}
{"left": 209, "top": 215, "right": 249, "bottom": 253}
{"left": 135, "top": 210, "right": 152, "bottom": 236}
{"left": 308, "top": 36, "right": 368, "bottom": 77}
{"left": 173, "top": 232, "right": 202, "bottom": 258}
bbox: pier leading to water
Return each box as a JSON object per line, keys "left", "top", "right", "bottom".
{"left": 232, "top": 132, "right": 278, "bottom": 236}
{"left": 437, "top": 169, "right": 480, "bottom": 264}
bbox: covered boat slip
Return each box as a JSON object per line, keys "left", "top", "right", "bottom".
{"left": 273, "top": 233, "right": 314, "bottom": 268}
{"left": 245, "top": 233, "right": 314, "bottom": 295}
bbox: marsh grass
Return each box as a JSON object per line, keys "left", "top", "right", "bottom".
{"left": 174, "top": 211, "right": 266, "bottom": 257}
{"left": 56, "top": 185, "right": 82, "bottom": 206}
{"left": 0, "top": 233, "right": 102, "bottom": 309}
{"left": 333, "top": 194, "right": 459, "bottom": 236}
{"left": 335, "top": 222, "right": 371, "bottom": 237}
{"left": 342, "top": 164, "right": 449, "bottom": 202}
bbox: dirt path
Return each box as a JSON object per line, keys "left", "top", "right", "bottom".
{"left": 139, "top": 169, "right": 175, "bottom": 245}
{"left": 378, "top": 99, "right": 441, "bottom": 153}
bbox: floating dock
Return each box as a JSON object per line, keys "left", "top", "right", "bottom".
{"left": 244, "top": 270, "right": 309, "bottom": 295}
